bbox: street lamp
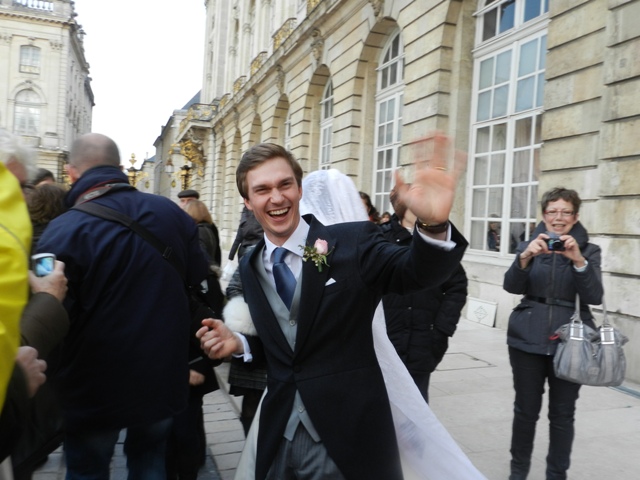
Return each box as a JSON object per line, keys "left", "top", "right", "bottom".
{"left": 164, "top": 157, "right": 175, "bottom": 174}
{"left": 179, "top": 164, "right": 191, "bottom": 191}
{"left": 126, "top": 153, "right": 147, "bottom": 188}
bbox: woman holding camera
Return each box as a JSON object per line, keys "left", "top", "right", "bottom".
{"left": 503, "top": 187, "right": 603, "bottom": 480}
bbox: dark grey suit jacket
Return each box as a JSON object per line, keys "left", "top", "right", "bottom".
{"left": 239, "top": 214, "right": 468, "bottom": 480}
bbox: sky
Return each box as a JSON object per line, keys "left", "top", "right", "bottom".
{"left": 74, "top": 1, "right": 206, "bottom": 168}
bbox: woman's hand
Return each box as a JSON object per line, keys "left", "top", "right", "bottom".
{"left": 519, "top": 233, "right": 585, "bottom": 268}
{"left": 558, "top": 234, "right": 586, "bottom": 267}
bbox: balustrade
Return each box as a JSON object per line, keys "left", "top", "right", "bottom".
{"left": 13, "top": 0, "right": 54, "bottom": 11}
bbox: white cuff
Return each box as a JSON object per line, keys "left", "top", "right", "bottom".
{"left": 573, "top": 259, "right": 588, "bottom": 273}
{"left": 232, "top": 332, "right": 253, "bottom": 362}
{"left": 416, "top": 223, "right": 456, "bottom": 251}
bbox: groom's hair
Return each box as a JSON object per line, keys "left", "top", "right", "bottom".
{"left": 236, "top": 143, "right": 303, "bottom": 199}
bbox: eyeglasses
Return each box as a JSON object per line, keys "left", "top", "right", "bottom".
{"left": 544, "top": 210, "right": 574, "bottom": 218}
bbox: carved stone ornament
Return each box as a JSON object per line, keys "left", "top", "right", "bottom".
{"left": 250, "top": 90, "right": 259, "bottom": 115}
{"left": 276, "top": 65, "right": 285, "bottom": 95}
{"left": 233, "top": 76, "right": 247, "bottom": 94}
{"left": 308, "top": 0, "right": 322, "bottom": 12}
{"left": 0, "top": 33, "right": 13, "bottom": 45}
{"left": 50, "top": 40, "right": 63, "bottom": 50}
{"left": 369, "top": 0, "right": 384, "bottom": 17}
{"left": 214, "top": 123, "right": 224, "bottom": 139}
{"left": 310, "top": 29, "right": 324, "bottom": 64}
{"left": 232, "top": 108, "right": 240, "bottom": 130}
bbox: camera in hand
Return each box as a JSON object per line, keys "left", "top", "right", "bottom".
{"left": 546, "top": 233, "right": 565, "bottom": 251}
{"left": 31, "top": 253, "right": 56, "bottom": 277}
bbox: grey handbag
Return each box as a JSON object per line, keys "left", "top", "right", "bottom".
{"left": 553, "top": 295, "right": 628, "bottom": 386}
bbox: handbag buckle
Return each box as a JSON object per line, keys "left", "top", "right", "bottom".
{"left": 600, "top": 326, "right": 616, "bottom": 345}
{"left": 569, "top": 321, "right": 584, "bottom": 340}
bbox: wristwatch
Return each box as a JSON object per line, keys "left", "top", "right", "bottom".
{"left": 415, "top": 219, "right": 449, "bottom": 234}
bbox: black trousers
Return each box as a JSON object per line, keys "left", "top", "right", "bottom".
{"left": 166, "top": 395, "right": 206, "bottom": 480}
{"left": 508, "top": 347, "right": 581, "bottom": 480}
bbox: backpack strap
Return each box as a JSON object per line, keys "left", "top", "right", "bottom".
{"left": 72, "top": 201, "right": 182, "bottom": 280}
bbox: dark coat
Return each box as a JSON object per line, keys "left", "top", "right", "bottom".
{"left": 228, "top": 206, "right": 263, "bottom": 260}
{"left": 380, "top": 216, "right": 468, "bottom": 394}
{"left": 197, "top": 222, "right": 221, "bottom": 267}
{"left": 240, "top": 215, "right": 468, "bottom": 480}
{"left": 504, "top": 221, "right": 603, "bottom": 356}
{"left": 37, "top": 166, "right": 209, "bottom": 432}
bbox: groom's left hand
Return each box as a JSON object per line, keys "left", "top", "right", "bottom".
{"left": 394, "top": 132, "right": 466, "bottom": 227}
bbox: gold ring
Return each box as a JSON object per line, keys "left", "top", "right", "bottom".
{"left": 434, "top": 166, "right": 447, "bottom": 171}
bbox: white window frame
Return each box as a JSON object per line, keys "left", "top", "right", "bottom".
{"left": 319, "top": 80, "right": 333, "bottom": 170}
{"left": 467, "top": 0, "right": 548, "bottom": 255}
{"left": 373, "top": 32, "right": 404, "bottom": 215}
{"left": 20, "top": 45, "right": 41, "bottom": 74}
{"left": 14, "top": 89, "right": 41, "bottom": 136}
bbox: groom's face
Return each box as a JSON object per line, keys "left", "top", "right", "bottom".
{"left": 244, "top": 156, "right": 302, "bottom": 246}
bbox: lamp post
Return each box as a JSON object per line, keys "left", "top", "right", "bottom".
{"left": 126, "top": 153, "right": 149, "bottom": 188}
{"left": 179, "top": 164, "right": 191, "bottom": 191}
{"left": 165, "top": 157, "right": 175, "bottom": 175}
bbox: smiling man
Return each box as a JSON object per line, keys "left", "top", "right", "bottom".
{"left": 198, "top": 139, "right": 468, "bottom": 479}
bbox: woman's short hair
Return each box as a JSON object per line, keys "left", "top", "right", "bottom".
{"left": 236, "top": 143, "right": 303, "bottom": 199}
{"left": 541, "top": 187, "right": 582, "bottom": 214}
{"left": 26, "top": 183, "right": 68, "bottom": 224}
{"left": 184, "top": 199, "right": 213, "bottom": 224}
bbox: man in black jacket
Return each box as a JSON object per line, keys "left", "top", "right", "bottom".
{"left": 381, "top": 185, "right": 468, "bottom": 403}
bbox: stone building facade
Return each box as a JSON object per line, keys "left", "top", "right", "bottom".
{"left": 155, "top": 0, "right": 640, "bottom": 382}
{"left": 0, "top": 0, "right": 93, "bottom": 179}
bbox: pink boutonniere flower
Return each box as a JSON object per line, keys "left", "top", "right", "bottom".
{"left": 300, "top": 238, "right": 333, "bottom": 272}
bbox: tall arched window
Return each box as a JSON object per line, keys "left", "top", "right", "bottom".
{"left": 469, "top": 0, "right": 548, "bottom": 254}
{"left": 319, "top": 80, "right": 333, "bottom": 170}
{"left": 14, "top": 89, "right": 41, "bottom": 136}
{"left": 373, "top": 32, "right": 404, "bottom": 214}
{"left": 20, "top": 45, "right": 40, "bottom": 74}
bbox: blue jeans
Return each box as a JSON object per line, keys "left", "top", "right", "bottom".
{"left": 64, "top": 417, "right": 173, "bottom": 480}
{"left": 508, "top": 347, "right": 581, "bottom": 480}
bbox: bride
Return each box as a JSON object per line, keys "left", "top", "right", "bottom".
{"left": 226, "top": 168, "right": 486, "bottom": 480}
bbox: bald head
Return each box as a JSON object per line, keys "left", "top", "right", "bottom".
{"left": 69, "top": 133, "right": 121, "bottom": 175}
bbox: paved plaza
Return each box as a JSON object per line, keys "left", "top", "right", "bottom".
{"left": 33, "top": 318, "right": 640, "bottom": 479}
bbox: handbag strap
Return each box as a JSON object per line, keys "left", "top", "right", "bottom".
{"left": 601, "top": 296, "right": 609, "bottom": 326}
{"left": 72, "top": 201, "right": 184, "bottom": 282}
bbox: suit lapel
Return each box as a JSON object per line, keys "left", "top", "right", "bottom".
{"left": 294, "top": 215, "right": 336, "bottom": 357}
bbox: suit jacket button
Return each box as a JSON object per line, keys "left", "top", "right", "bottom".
{"left": 293, "top": 365, "right": 301, "bottom": 373}
{"left": 290, "top": 320, "right": 296, "bottom": 326}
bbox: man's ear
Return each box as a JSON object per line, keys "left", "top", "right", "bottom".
{"left": 65, "top": 164, "right": 80, "bottom": 183}
{"left": 244, "top": 197, "right": 253, "bottom": 211}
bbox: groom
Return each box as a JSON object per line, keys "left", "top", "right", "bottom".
{"left": 198, "top": 136, "right": 468, "bottom": 479}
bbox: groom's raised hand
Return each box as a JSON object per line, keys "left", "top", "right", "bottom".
{"left": 394, "top": 132, "right": 466, "bottom": 233}
{"left": 196, "top": 318, "right": 244, "bottom": 359}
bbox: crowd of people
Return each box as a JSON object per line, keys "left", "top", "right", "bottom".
{"left": 0, "top": 127, "right": 605, "bottom": 480}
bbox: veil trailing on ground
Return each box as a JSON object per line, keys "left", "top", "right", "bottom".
{"left": 235, "top": 169, "right": 486, "bottom": 480}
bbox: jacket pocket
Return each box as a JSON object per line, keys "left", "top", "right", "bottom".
{"left": 507, "top": 303, "right": 533, "bottom": 344}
